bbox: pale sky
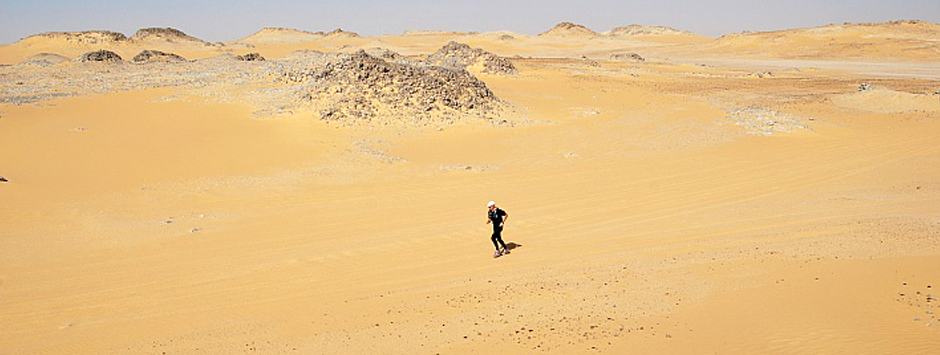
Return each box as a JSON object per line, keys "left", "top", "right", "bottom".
{"left": 1, "top": 0, "right": 938, "bottom": 44}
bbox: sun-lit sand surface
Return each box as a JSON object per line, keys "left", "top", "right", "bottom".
{"left": 1, "top": 21, "right": 939, "bottom": 354}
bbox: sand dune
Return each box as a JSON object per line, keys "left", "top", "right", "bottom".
{"left": 675, "top": 20, "right": 940, "bottom": 60}
{"left": 2, "top": 19, "right": 940, "bottom": 355}
{"left": 237, "top": 27, "right": 324, "bottom": 44}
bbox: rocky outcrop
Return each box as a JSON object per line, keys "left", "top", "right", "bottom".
{"left": 132, "top": 50, "right": 187, "bottom": 63}
{"left": 130, "top": 27, "right": 206, "bottom": 44}
{"left": 280, "top": 51, "right": 502, "bottom": 123}
{"left": 324, "top": 28, "right": 360, "bottom": 37}
{"left": 235, "top": 53, "right": 265, "bottom": 61}
{"left": 79, "top": 50, "right": 123, "bottom": 62}
{"left": 425, "top": 41, "right": 517, "bottom": 75}
{"left": 539, "top": 22, "right": 598, "bottom": 37}
{"left": 609, "top": 53, "right": 645, "bottom": 62}
{"left": 21, "top": 31, "right": 127, "bottom": 44}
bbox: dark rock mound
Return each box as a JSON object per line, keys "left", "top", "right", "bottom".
{"left": 235, "top": 53, "right": 266, "bottom": 61}
{"left": 132, "top": 50, "right": 187, "bottom": 63}
{"left": 79, "top": 50, "right": 123, "bottom": 62}
{"left": 131, "top": 27, "right": 206, "bottom": 43}
{"left": 426, "top": 41, "right": 517, "bottom": 75}
{"left": 281, "top": 51, "right": 501, "bottom": 122}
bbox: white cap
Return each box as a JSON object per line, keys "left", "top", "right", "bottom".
{"left": 487, "top": 201, "right": 496, "bottom": 207}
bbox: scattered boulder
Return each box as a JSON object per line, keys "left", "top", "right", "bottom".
{"left": 579, "top": 55, "right": 600, "bottom": 67}
{"left": 132, "top": 50, "right": 187, "bottom": 63}
{"left": 749, "top": 71, "right": 773, "bottom": 78}
{"left": 539, "top": 22, "right": 598, "bottom": 37}
{"left": 497, "top": 34, "right": 515, "bottom": 41}
{"left": 78, "top": 50, "right": 123, "bottom": 62}
{"left": 859, "top": 83, "right": 873, "bottom": 91}
{"left": 235, "top": 52, "right": 265, "bottom": 61}
{"left": 0, "top": 176, "right": 8, "bottom": 183}
{"left": 425, "top": 41, "right": 517, "bottom": 75}
{"left": 610, "top": 53, "right": 645, "bottom": 62}
{"left": 724, "top": 106, "right": 810, "bottom": 135}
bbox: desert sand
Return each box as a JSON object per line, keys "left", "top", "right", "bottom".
{"left": 1, "top": 22, "right": 939, "bottom": 354}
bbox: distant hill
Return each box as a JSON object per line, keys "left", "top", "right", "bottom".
{"left": 604, "top": 24, "right": 696, "bottom": 37}
{"left": 18, "top": 28, "right": 210, "bottom": 46}
{"left": 324, "top": 28, "right": 360, "bottom": 38}
{"left": 693, "top": 20, "right": 940, "bottom": 60}
{"left": 130, "top": 28, "right": 208, "bottom": 44}
{"left": 539, "top": 22, "right": 598, "bottom": 37}
{"left": 236, "top": 27, "right": 323, "bottom": 43}
{"left": 402, "top": 30, "right": 479, "bottom": 37}
{"left": 19, "top": 30, "right": 128, "bottom": 45}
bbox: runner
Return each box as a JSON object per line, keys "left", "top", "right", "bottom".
{"left": 486, "top": 201, "right": 509, "bottom": 258}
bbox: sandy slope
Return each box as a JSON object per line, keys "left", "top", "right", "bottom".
{"left": 657, "top": 20, "right": 940, "bottom": 61}
{"left": 2, "top": 23, "right": 940, "bottom": 355}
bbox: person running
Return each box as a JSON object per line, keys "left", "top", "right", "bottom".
{"left": 486, "top": 201, "right": 509, "bottom": 258}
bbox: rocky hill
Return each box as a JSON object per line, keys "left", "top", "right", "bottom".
{"left": 130, "top": 27, "right": 208, "bottom": 44}
{"left": 275, "top": 50, "right": 503, "bottom": 124}
{"left": 19, "top": 30, "right": 127, "bottom": 44}
{"left": 539, "top": 22, "right": 598, "bottom": 37}
{"left": 696, "top": 20, "right": 940, "bottom": 60}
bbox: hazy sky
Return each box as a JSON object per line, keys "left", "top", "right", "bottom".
{"left": 1, "top": 0, "right": 938, "bottom": 44}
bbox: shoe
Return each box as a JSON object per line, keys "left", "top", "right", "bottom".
{"left": 494, "top": 251, "right": 501, "bottom": 258}
{"left": 500, "top": 248, "right": 509, "bottom": 255}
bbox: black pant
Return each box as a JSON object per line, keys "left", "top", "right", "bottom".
{"left": 491, "top": 226, "right": 507, "bottom": 251}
